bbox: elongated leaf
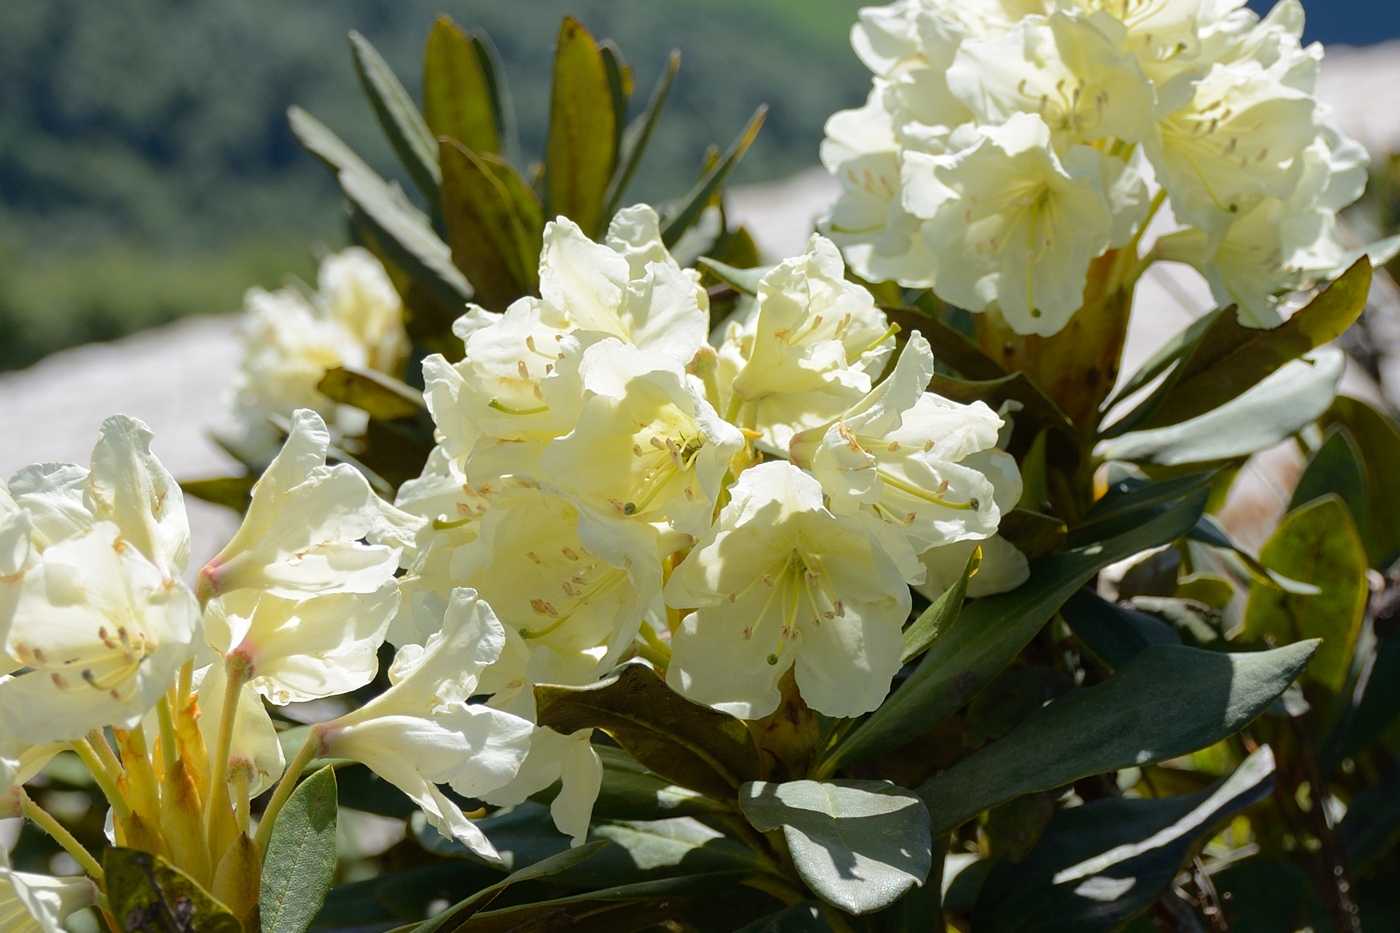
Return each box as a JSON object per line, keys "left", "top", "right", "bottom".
{"left": 350, "top": 31, "right": 441, "bottom": 204}
{"left": 339, "top": 167, "right": 472, "bottom": 314}
{"left": 409, "top": 842, "right": 610, "bottom": 933}
{"left": 423, "top": 16, "right": 500, "bottom": 156}
{"left": 927, "top": 371, "right": 1075, "bottom": 446}
{"left": 1063, "top": 588, "right": 1180, "bottom": 669}
{"left": 698, "top": 257, "right": 768, "bottom": 296}
{"left": 599, "top": 42, "right": 632, "bottom": 169}
{"left": 735, "top": 902, "right": 831, "bottom": 932}
{"left": 317, "top": 366, "right": 425, "bottom": 421}
{"left": 287, "top": 105, "right": 377, "bottom": 182}
{"left": 180, "top": 475, "right": 254, "bottom": 515}
{"left": 606, "top": 49, "right": 681, "bottom": 217}
{"left": 1340, "top": 760, "right": 1400, "bottom": 868}
{"left": 1105, "top": 310, "right": 1217, "bottom": 414}
{"left": 830, "top": 487, "right": 1206, "bottom": 769}
{"left": 662, "top": 106, "right": 767, "bottom": 248}
{"left": 1188, "top": 514, "right": 1321, "bottom": 595}
{"left": 998, "top": 510, "right": 1066, "bottom": 559}
{"left": 534, "top": 662, "right": 762, "bottom": 798}
{"left": 1342, "top": 635, "right": 1400, "bottom": 759}
{"left": 1288, "top": 426, "right": 1367, "bottom": 536}
{"left": 1243, "top": 496, "right": 1368, "bottom": 692}
{"left": 261, "top": 766, "right": 338, "bottom": 933}
{"left": 545, "top": 17, "right": 616, "bottom": 238}
{"left": 1096, "top": 348, "right": 1344, "bottom": 466}
{"left": 889, "top": 297, "right": 1008, "bottom": 382}
{"left": 1117, "top": 259, "right": 1369, "bottom": 432}
{"left": 902, "top": 547, "right": 976, "bottom": 664}
{"left": 916, "top": 641, "right": 1317, "bottom": 836}
{"left": 104, "top": 846, "right": 241, "bottom": 933}
{"left": 480, "top": 153, "right": 544, "bottom": 267}
{"left": 439, "top": 138, "right": 534, "bottom": 310}
{"left": 740, "top": 780, "right": 931, "bottom": 915}
{"left": 453, "top": 873, "right": 743, "bottom": 933}
{"left": 469, "top": 31, "right": 517, "bottom": 165}
{"left": 1321, "top": 395, "right": 1400, "bottom": 568}
{"left": 1069, "top": 471, "right": 1215, "bottom": 548}
{"left": 973, "top": 746, "right": 1276, "bottom": 932}
{"left": 590, "top": 746, "right": 722, "bottom": 821}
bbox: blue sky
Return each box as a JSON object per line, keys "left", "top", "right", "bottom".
{"left": 1248, "top": 0, "right": 1400, "bottom": 45}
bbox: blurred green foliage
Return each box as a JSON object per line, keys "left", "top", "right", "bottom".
{"left": 0, "top": 0, "right": 867, "bottom": 371}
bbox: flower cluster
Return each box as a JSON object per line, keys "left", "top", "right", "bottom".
{"left": 823, "top": 0, "right": 1369, "bottom": 331}
{"left": 224, "top": 247, "right": 410, "bottom": 464}
{"left": 391, "top": 206, "right": 1024, "bottom": 840}
{"left": 0, "top": 411, "right": 529, "bottom": 926}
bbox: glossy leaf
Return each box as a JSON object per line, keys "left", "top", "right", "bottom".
{"left": 661, "top": 106, "right": 766, "bottom": 248}
{"left": 545, "top": 17, "right": 616, "bottom": 239}
{"left": 973, "top": 746, "right": 1276, "bottom": 932}
{"left": 927, "top": 372, "right": 1075, "bottom": 445}
{"left": 423, "top": 16, "right": 500, "bottom": 157}
{"left": 1069, "top": 471, "right": 1214, "bottom": 548}
{"left": 589, "top": 746, "right": 724, "bottom": 821}
{"left": 261, "top": 766, "right": 338, "bottom": 933}
{"left": 1096, "top": 349, "right": 1344, "bottom": 466}
{"left": 902, "top": 547, "right": 977, "bottom": 665}
{"left": 916, "top": 641, "right": 1317, "bottom": 836}
{"left": 740, "top": 780, "right": 932, "bottom": 915}
{"left": 1112, "top": 259, "right": 1369, "bottom": 433}
{"left": 1187, "top": 514, "right": 1321, "bottom": 596}
{"left": 697, "top": 257, "right": 768, "bottom": 296}
{"left": 104, "top": 846, "right": 241, "bottom": 933}
{"left": 998, "top": 510, "right": 1067, "bottom": 560}
{"left": 317, "top": 366, "right": 425, "bottom": 421}
{"left": 1063, "top": 589, "right": 1180, "bottom": 669}
{"left": 599, "top": 42, "right": 633, "bottom": 169}
{"left": 469, "top": 31, "right": 517, "bottom": 164}
{"left": 1289, "top": 426, "right": 1368, "bottom": 531}
{"left": 1243, "top": 496, "right": 1368, "bottom": 692}
{"left": 829, "top": 486, "right": 1206, "bottom": 769}
{"left": 287, "top": 105, "right": 377, "bottom": 183}
{"left": 890, "top": 295, "right": 1009, "bottom": 382}
{"left": 734, "top": 902, "right": 831, "bottom": 932}
{"left": 606, "top": 49, "right": 681, "bottom": 217}
{"left": 534, "top": 662, "right": 762, "bottom": 798}
{"left": 449, "top": 873, "right": 743, "bottom": 932}
{"left": 179, "top": 475, "right": 254, "bottom": 515}
{"left": 1321, "top": 395, "right": 1400, "bottom": 567}
{"left": 350, "top": 31, "right": 442, "bottom": 204}
{"left": 439, "top": 138, "right": 535, "bottom": 310}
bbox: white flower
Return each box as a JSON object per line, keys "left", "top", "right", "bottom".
{"left": 480, "top": 727, "right": 603, "bottom": 847}
{"left": 904, "top": 112, "right": 1114, "bottom": 335}
{"left": 319, "top": 588, "right": 533, "bottom": 861}
{"left": 194, "top": 661, "right": 286, "bottom": 796}
{"left": 790, "top": 333, "right": 1022, "bottom": 560}
{"left": 0, "top": 848, "right": 96, "bottom": 933}
{"left": 0, "top": 523, "right": 200, "bottom": 745}
{"left": 917, "top": 533, "right": 1030, "bottom": 599}
{"left": 199, "top": 410, "right": 411, "bottom": 602}
{"left": 664, "top": 461, "right": 910, "bottom": 719}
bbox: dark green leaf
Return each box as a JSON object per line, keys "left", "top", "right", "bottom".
{"left": 409, "top": 841, "right": 610, "bottom": 933}
{"left": 534, "top": 662, "right": 762, "bottom": 798}
{"left": 1115, "top": 259, "right": 1369, "bottom": 432}
{"left": 1213, "top": 860, "right": 1312, "bottom": 933}
{"left": 973, "top": 746, "right": 1276, "bottom": 932}
{"left": 734, "top": 902, "right": 831, "bottom": 932}
{"left": 1096, "top": 349, "right": 1344, "bottom": 466}
{"left": 453, "top": 873, "right": 742, "bottom": 932}
{"left": 1341, "top": 635, "right": 1400, "bottom": 758}
{"left": 317, "top": 367, "right": 425, "bottom": 421}
{"left": 1289, "top": 426, "right": 1368, "bottom": 533}
{"left": 349, "top": 32, "right": 441, "bottom": 205}
{"left": 1104, "top": 311, "right": 1217, "bottom": 415}
{"left": 697, "top": 257, "right": 768, "bottom": 296}
{"left": 661, "top": 106, "right": 767, "bottom": 248}
{"left": 1188, "top": 514, "right": 1321, "bottom": 595}
{"left": 916, "top": 642, "right": 1316, "bottom": 836}
{"left": 469, "top": 31, "right": 517, "bottom": 165}
{"left": 423, "top": 17, "right": 500, "bottom": 157}
{"left": 1070, "top": 471, "right": 1214, "bottom": 548}
{"left": 890, "top": 294, "right": 1008, "bottom": 382}
{"left": 179, "top": 476, "right": 254, "bottom": 515}
{"left": 964, "top": 667, "right": 1072, "bottom": 748}
{"left": 998, "top": 509, "right": 1067, "bottom": 559}
{"left": 740, "top": 780, "right": 931, "bottom": 915}
{"left": 599, "top": 42, "right": 632, "bottom": 175}
{"left": 589, "top": 746, "right": 724, "bottom": 821}
{"left": 545, "top": 17, "right": 616, "bottom": 239}
{"left": 1063, "top": 589, "right": 1180, "bottom": 669}
{"left": 262, "top": 766, "right": 338, "bottom": 933}
{"left": 287, "top": 106, "right": 378, "bottom": 183}
{"left": 104, "top": 846, "right": 241, "bottom": 933}
{"left": 1243, "top": 496, "right": 1368, "bottom": 692}
{"left": 1340, "top": 760, "right": 1400, "bottom": 868}
{"left": 829, "top": 488, "right": 1206, "bottom": 769}
{"left": 1321, "top": 395, "right": 1400, "bottom": 567}
{"left": 902, "top": 546, "right": 976, "bottom": 665}
{"left": 339, "top": 168, "right": 472, "bottom": 314}
{"left": 927, "top": 371, "right": 1075, "bottom": 445}
{"left": 439, "top": 138, "right": 535, "bottom": 310}
{"left": 605, "top": 49, "right": 681, "bottom": 217}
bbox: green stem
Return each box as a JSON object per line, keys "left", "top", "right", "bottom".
{"left": 156, "top": 693, "right": 179, "bottom": 776}
{"left": 207, "top": 655, "right": 251, "bottom": 838}
{"left": 71, "top": 739, "right": 131, "bottom": 822}
{"left": 253, "top": 726, "right": 323, "bottom": 851}
{"left": 20, "top": 790, "right": 104, "bottom": 881}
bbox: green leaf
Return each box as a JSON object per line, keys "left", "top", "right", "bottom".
{"left": 545, "top": 17, "right": 616, "bottom": 239}
{"left": 1187, "top": 514, "right": 1321, "bottom": 595}
{"left": 589, "top": 746, "right": 724, "bottom": 821}
{"left": 1341, "top": 635, "right": 1400, "bottom": 759}
{"left": 915, "top": 641, "right": 1317, "bottom": 836}
{"left": 317, "top": 367, "right": 425, "bottom": 421}
{"left": 287, "top": 105, "right": 378, "bottom": 183}
{"left": 1289, "top": 426, "right": 1368, "bottom": 532}
{"left": 599, "top": 41, "right": 633, "bottom": 173}
{"left": 697, "top": 257, "right": 769, "bottom": 296}
{"left": 1243, "top": 496, "right": 1368, "bottom": 693}
{"left": 179, "top": 475, "right": 254, "bottom": 515}
{"left": 338, "top": 167, "right": 473, "bottom": 314}
{"left": 902, "top": 547, "right": 976, "bottom": 665}
{"left": 408, "top": 841, "right": 610, "bottom": 933}
{"left": 1063, "top": 588, "right": 1180, "bottom": 670}
{"left": 1069, "top": 471, "right": 1215, "bottom": 548}
{"left": 1321, "top": 395, "right": 1400, "bottom": 567}
{"left": 892, "top": 294, "right": 1009, "bottom": 382}
{"left": 350, "top": 31, "right": 442, "bottom": 205}
{"left": 1340, "top": 760, "right": 1400, "bottom": 869}
{"left": 1105, "top": 311, "right": 1216, "bottom": 415}
{"left": 439, "top": 138, "right": 536, "bottom": 310}
{"left": 104, "top": 846, "right": 241, "bottom": 933}
{"left": 829, "top": 486, "right": 1206, "bottom": 769}
{"left": 261, "top": 765, "right": 338, "bottom": 933}
{"left": 734, "top": 902, "right": 831, "bottom": 932}
{"left": 534, "top": 662, "right": 762, "bottom": 798}
{"left": 449, "top": 873, "right": 743, "bottom": 932}
{"left": 605, "top": 49, "right": 681, "bottom": 218}
{"left": 423, "top": 16, "right": 500, "bottom": 157}
{"left": 1095, "top": 348, "right": 1344, "bottom": 466}
{"left": 739, "top": 780, "right": 932, "bottom": 915}
{"left": 998, "top": 510, "right": 1067, "bottom": 560}
{"left": 1112, "top": 259, "right": 1370, "bottom": 433}
{"left": 926, "top": 371, "right": 1075, "bottom": 447}
{"left": 468, "top": 31, "right": 518, "bottom": 165}
{"left": 972, "top": 746, "right": 1276, "bottom": 932}
{"left": 661, "top": 106, "right": 767, "bottom": 248}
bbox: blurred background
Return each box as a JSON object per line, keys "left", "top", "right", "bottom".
{"left": 0, "top": 0, "right": 1396, "bottom": 374}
